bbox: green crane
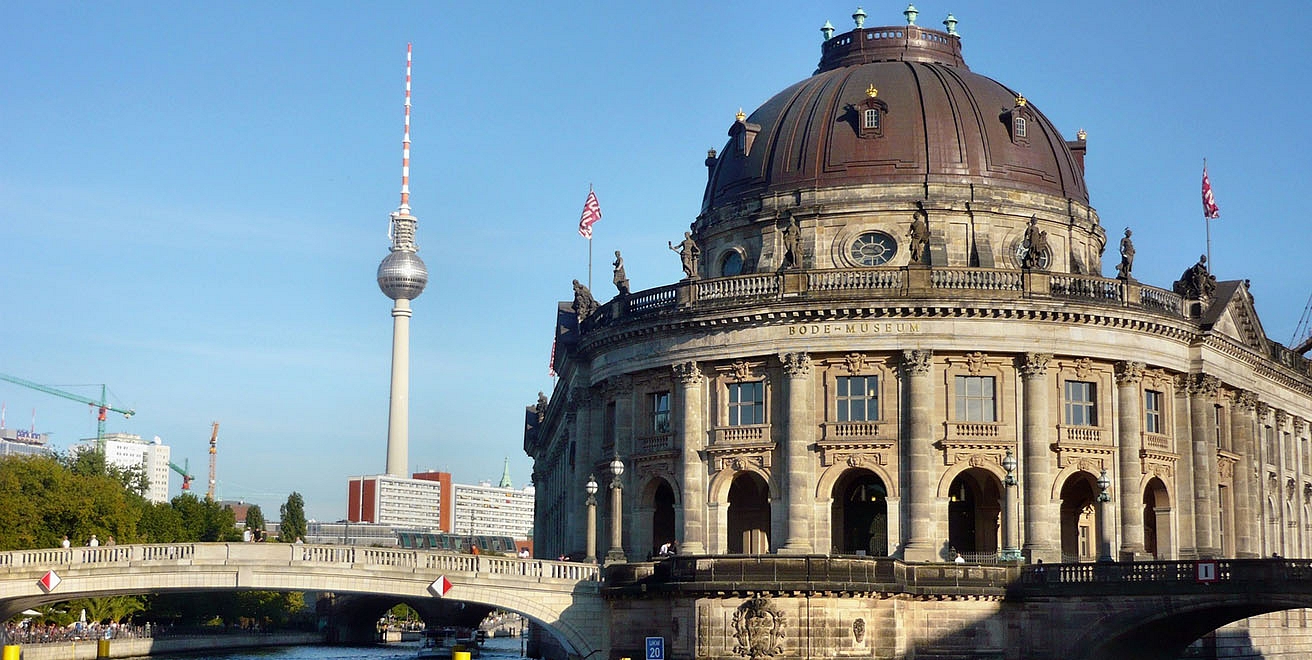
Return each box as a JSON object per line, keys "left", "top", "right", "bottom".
{"left": 169, "top": 458, "right": 195, "bottom": 491}
{"left": 0, "top": 372, "right": 135, "bottom": 441}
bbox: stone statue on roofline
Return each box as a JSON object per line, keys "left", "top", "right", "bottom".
{"left": 669, "top": 231, "right": 701, "bottom": 280}
{"left": 1173, "top": 254, "right": 1217, "bottom": 300}
{"left": 612, "top": 250, "right": 630, "bottom": 295}
{"left": 1021, "top": 216, "right": 1049, "bottom": 270}
{"left": 1115, "top": 228, "right": 1135, "bottom": 281}
{"left": 907, "top": 203, "right": 929, "bottom": 265}
{"left": 572, "top": 279, "right": 599, "bottom": 319}
{"left": 780, "top": 214, "right": 803, "bottom": 270}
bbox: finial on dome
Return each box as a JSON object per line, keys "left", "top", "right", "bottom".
{"left": 1016, "top": 94, "right": 1027, "bottom": 107}
{"left": 904, "top": 3, "right": 919, "bottom": 26}
{"left": 852, "top": 7, "right": 866, "bottom": 28}
{"left": 821, "top": 20, "right": 835, "bottom": 41}
{"left": 1077, "top": 128, "right": 1087, "bottom": 141}
{"left": 943, "top": 12, "right": 958, "bottom": 35}
{"left": 865, "top": 84, "right": 878, "bottom": 98}
{"left": 736, "top": 108, "right": 746, "bottom": 122}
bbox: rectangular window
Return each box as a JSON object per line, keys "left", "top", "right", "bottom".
{"left": 651, "top": 392, "right": 671, "bottom": 434}
{"left": 1015, "top": 116, "right": 1027, "bottom": 138}
{"left": 728, "top": 382, "right": 764, "bottom": 426}
{"left": 1144, "top": 390, "right": 1162, "bottom": 434}
{"left": 837, "top": 375, "right": 879, "bottom": 422}
{"left": 864, "top": 108, "right": 880, "bottom": 130}
{"left": 1064, "top": 381, "right": 1097, "bottom": 426}
{"left": 954, "top": 375, "right": 996, "bottom": 422}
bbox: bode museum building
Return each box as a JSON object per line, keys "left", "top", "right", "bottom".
{"left": 524, "top": 7, "right": 1312, "bottom": 658}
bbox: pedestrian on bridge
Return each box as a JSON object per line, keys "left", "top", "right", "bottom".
{"left": 88, "top": 535, "right": 99, "bottom": 547}
{"left": 61, "top": 535, "right": 70, "bottom": 548}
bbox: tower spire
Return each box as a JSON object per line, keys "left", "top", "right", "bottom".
{"left": 399, "top": 42, "right": 412, "bottom": 215}
{"left": 499, "top": 457, "right": 513, "bottom": 489}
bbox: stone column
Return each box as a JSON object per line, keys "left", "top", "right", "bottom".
{"left": 1189, "top": 374, "right": 1221, "bottom": 557}
{"left": 901, "top": 349, "right": 937, "bottom": 562}
{"left": 1115, "top": 361, "right": 1145, "bottom": 560}
{"left": 1173, "top": 374, "right": 1198, "bottom": 559}
{"left": 1276, "top": 409, "right": 1290, "bottom": 556}
{"left": 1231, "top": 391, "right": 1259, "bottom": 558}
{"left": 674, "top": 361, "right": 707, "bottom": 555}
{"left": 1019, "top": 353, "right": 1058, "bottom": 563}
{"left": 1255, "top": 402, "right": 1271, "bottom": 555}
{"left": 780, "top": 352, "right": 814, "bottom": 554}
{"left": 1291, "top": 417, "right": 1301, "bottom": 558}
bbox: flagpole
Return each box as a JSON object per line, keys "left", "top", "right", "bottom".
{"left": 587, "top": 184, "right": 594, "bottom": 289}
{"left": 1204, "top": 158, "right": 1212, "bottom": 271}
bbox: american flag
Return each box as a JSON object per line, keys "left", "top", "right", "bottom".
{"left": 578, "top": 189, "right": 602, "bottom": 239}
{"left": 1202, "top": 165, "right": 1220, "bottom": 219}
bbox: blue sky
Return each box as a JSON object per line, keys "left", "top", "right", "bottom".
{"left": 3, "top": 1, "right": 1310, "bottom": 522}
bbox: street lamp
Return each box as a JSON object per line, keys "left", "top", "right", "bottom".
{"left": 606, "top": 454, "right": 627, "bottom": 564}
{"left": 584, "top": 475, "right": 598, "bottom": 563}
{"left": 999, "top": 448, "right": 1022, "bottom": 561}
{"left": 1096, "top": 469, "right": 1114, "bottom": 562}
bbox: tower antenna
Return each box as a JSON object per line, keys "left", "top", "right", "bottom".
{"left": 399, "top": 42, "right": 412, "bottom": 215}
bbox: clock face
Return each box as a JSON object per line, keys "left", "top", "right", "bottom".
{"left": 850, "top": 232, "right": 897, "bottom": 266}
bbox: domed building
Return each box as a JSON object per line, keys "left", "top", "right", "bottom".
{"left": 524, "top": 8, "right": 1312, "bottom": 658}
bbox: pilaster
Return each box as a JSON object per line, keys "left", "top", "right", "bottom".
{"left": 1019, "top": 352, "right": 1058, "bottom": 563}
{"left": 674, "top": 361, "right": 707, "bottom": 555}
{"left": 779, "top": 352, "right": 814, "bottom": 554}
{"left": 1188, "top": 374, "right": 1221, "bottom": 558}
{"left": 1115, "top": 361, "right": 1145, "bottom": 559}
{"left": 901, "top": 349, "right": 937, "bottom": 562}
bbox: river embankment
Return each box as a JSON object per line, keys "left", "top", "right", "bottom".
{"left": 10, "top": 631, "right": 326, "bottom": 660}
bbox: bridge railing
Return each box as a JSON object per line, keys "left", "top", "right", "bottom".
{"left": 1014, "top": 558, "right": 1312, "bottom": 596}
{"left": 0, "top": 543, "right": 601, "bottom": 584}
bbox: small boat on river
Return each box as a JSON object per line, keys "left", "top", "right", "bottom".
{"left": 417, "top": 626, "right": 481, "bottom": 658}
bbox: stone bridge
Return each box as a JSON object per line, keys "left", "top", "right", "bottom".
{"left": 3, "top": 546, "right": 1310, "bottom": 659}
{"left": 0, "top": 543, "right": 604, "bottom": 656}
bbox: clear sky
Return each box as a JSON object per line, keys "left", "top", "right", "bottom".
{"left": 3, "top": 2, "right": 1310, "bottom": 522}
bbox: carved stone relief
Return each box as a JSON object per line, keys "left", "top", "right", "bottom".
{"left": 732, "top": 597, "right": 786, "bottom": 659}
{"left": 965, "top": 351, "right": 987, "bottom": 375}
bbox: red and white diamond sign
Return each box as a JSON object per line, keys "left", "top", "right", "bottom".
{"left": 428, "top": 576, "right": 453, "bottom": 598}
{"left": 37, "top": 570, "right": 61, "bottom": 593}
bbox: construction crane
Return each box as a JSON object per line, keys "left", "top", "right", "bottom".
{"left": 0, "top": 372, "right": 135, "bottom": 441}
{"left": 1293, "top": 292, "right": 1312, "bottom": 355}
{"left": 206, "top": 421, "right": 219, "bottom": 501}
{"left": 169, "top": 458, "right": 194, "bottom": 491}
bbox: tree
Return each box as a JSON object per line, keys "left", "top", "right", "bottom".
{"left": 277, "top": 492, "right": 307, "bottom": 543}
{"left": 171, "top": 493, "right": 240, "bottom": 542}
{"left": 244, "top": 504, "right": 266, "bottom": 539}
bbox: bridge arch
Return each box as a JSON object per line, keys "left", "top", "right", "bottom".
{"left": 0, "top": 544, "right": 605, "bottom": 657}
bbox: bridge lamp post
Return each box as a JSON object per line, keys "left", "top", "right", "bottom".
{"left": 584, "top": 474, "right": 599, "bottom": 563}
{"left": 1096, "top": 469, "right": 1114, "bottom": 562}
{"left": 1000, "top": 448, "right": 1023, "bottom": 562}
{"left": 606, "top": 454, "right": 627, "bottom": 564}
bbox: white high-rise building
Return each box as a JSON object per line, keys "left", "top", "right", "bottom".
{"left": 452, "top": 462, "right": 535, "bottom": 539}
{"left": 74, "top": 433, "right": 171, "bottom": 504}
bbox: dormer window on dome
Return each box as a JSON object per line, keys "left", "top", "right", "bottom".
{"left": 1002, "top": 95, "right": 1035, "bottom": 147}
{"left": 855, "top": 84, "right": 889, "bottom": 139}
{"left": 729, "top": 109, "right": 762, "bottom": 157}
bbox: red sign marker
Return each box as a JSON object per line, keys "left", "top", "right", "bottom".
{"left": 37, "top": 570, "right": 61, "bottom": 593}
{"left": 428, "top": 576, "right": 453, "bottom": 597}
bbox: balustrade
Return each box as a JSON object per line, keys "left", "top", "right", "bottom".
{"left": 931, "top": 268, "right": 1023, "bottom": 291}
{"left": 1059, "top": 425, "right": 1106, "bottom": 445}
{"left": 714, "top": 424, "right": 769, "bottom": 444}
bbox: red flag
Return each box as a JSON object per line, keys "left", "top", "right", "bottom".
{"left": 578, "top": 189, "right": 601, "bottom": 239}
{"left": 1202, "top": 165, "right": 1220, "bottom": 219}
{"left": 548, "top": 338, "right": 557, "bottom": 377}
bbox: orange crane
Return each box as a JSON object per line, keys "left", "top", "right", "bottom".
{"left": 206, "top": 421, "right": 219, "bottom": 501}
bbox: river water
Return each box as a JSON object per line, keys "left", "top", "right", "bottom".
{"left": 146, "top": 635, "right": 526, "bottom": 659}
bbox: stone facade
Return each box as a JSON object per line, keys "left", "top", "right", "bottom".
{"left": 524, "top": 11, "right": 1312, "bottom": 660}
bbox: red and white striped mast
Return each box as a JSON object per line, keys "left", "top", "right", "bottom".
{"left": 377, "top": 43, "right": 429, "bottom": 478}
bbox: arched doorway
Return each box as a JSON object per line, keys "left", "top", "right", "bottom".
{"left": 830, "top": 469, "right": 888, "bottom": 556}
{"left": 1059, "top": 472, "right": 1101, "bottom": 562}
{"left": 1143, "top": 477, "right": 1171, "bottom": 559}
{"left": 650, "top": 479, "right": 676, "bottom": 555}
{"left": 727, "top": 472, "right": 770, "bottom": 554}
{"left": 946, "top": 468, "right": 1003, "bottom": 556}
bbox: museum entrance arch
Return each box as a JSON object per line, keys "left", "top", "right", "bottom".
{"left": 1143, "top": 476, "right": 1171, "bottom": 559}
{"left": 946, "top": 468, "right": 1002, "bottom": 556}
{"left": 830, "top": 469, "right": 888, "bottom": 556}
{"left": 1060, "top": 472, "right": 1101, "bottom": 561}
{"left": 726, "top": 472, "right": 770, "bottom": 553}
{"left": 651, "top": 479, "right": 676, "bottom": 555}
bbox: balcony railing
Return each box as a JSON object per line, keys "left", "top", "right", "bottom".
{"left": 637, "top": 433, "right": 674, "bottom": 455}
{"left": 1058, "top": 425, "right": 1107, "bottom": 445}
{"left": 823, "top": 421, "right": 883, "bottom": 440}
{"left": 713, "top": 424, "right": 770, "bottom": 445}
{"left": 1142, "top": 432, "right": 1171, "bottom": 451}
{"left": 944, "top": 421, "right": 1003, "bottom": 441}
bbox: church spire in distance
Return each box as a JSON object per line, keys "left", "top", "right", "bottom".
{"left": 377, "top": 43, "right": 428, "bottom": 477}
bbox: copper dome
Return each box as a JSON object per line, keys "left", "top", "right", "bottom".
{"left": 701, "top": 24, "right": 1088, "bottom": 218}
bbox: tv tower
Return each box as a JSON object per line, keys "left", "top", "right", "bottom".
{"left": 377, "top": 43, "right": 428, "bottom": 477}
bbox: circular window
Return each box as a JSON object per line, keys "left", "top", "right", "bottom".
{"left": 721, "top": 251, "right": 744, "bottom": 277}
{"left": 849, "top": 232, "right": 898, "bottom": 266}
{"left": 1012, "top": 241, "right": 1052, "bottom": 269}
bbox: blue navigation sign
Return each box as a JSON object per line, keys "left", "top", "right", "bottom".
{"left": 645, "top": 636, "right": 665, "bottom": 659}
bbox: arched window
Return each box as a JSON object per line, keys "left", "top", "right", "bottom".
{"left": 1014, "top": 116, "right": 1027, "bottom": 139}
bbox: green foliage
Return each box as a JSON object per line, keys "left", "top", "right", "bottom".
{"left": 0, "top": 454, "right": 142, "bottom": 550}
{"left": 244, "top": 504, "right": 266, "bottom": 537}
{"left": 60, "top": 447, "right": 148, "bottom": 497}
{"left": 171, "top": 493, "right": 241, "bottom": 542}
{"left": 277, "top": 492, "right": 307, "bottom": 543}
{"left": 389, "top": 603, "right": 420, "bottom": 622}
{"left": 70, "top": 595, "right": 146, "bottom": 623}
